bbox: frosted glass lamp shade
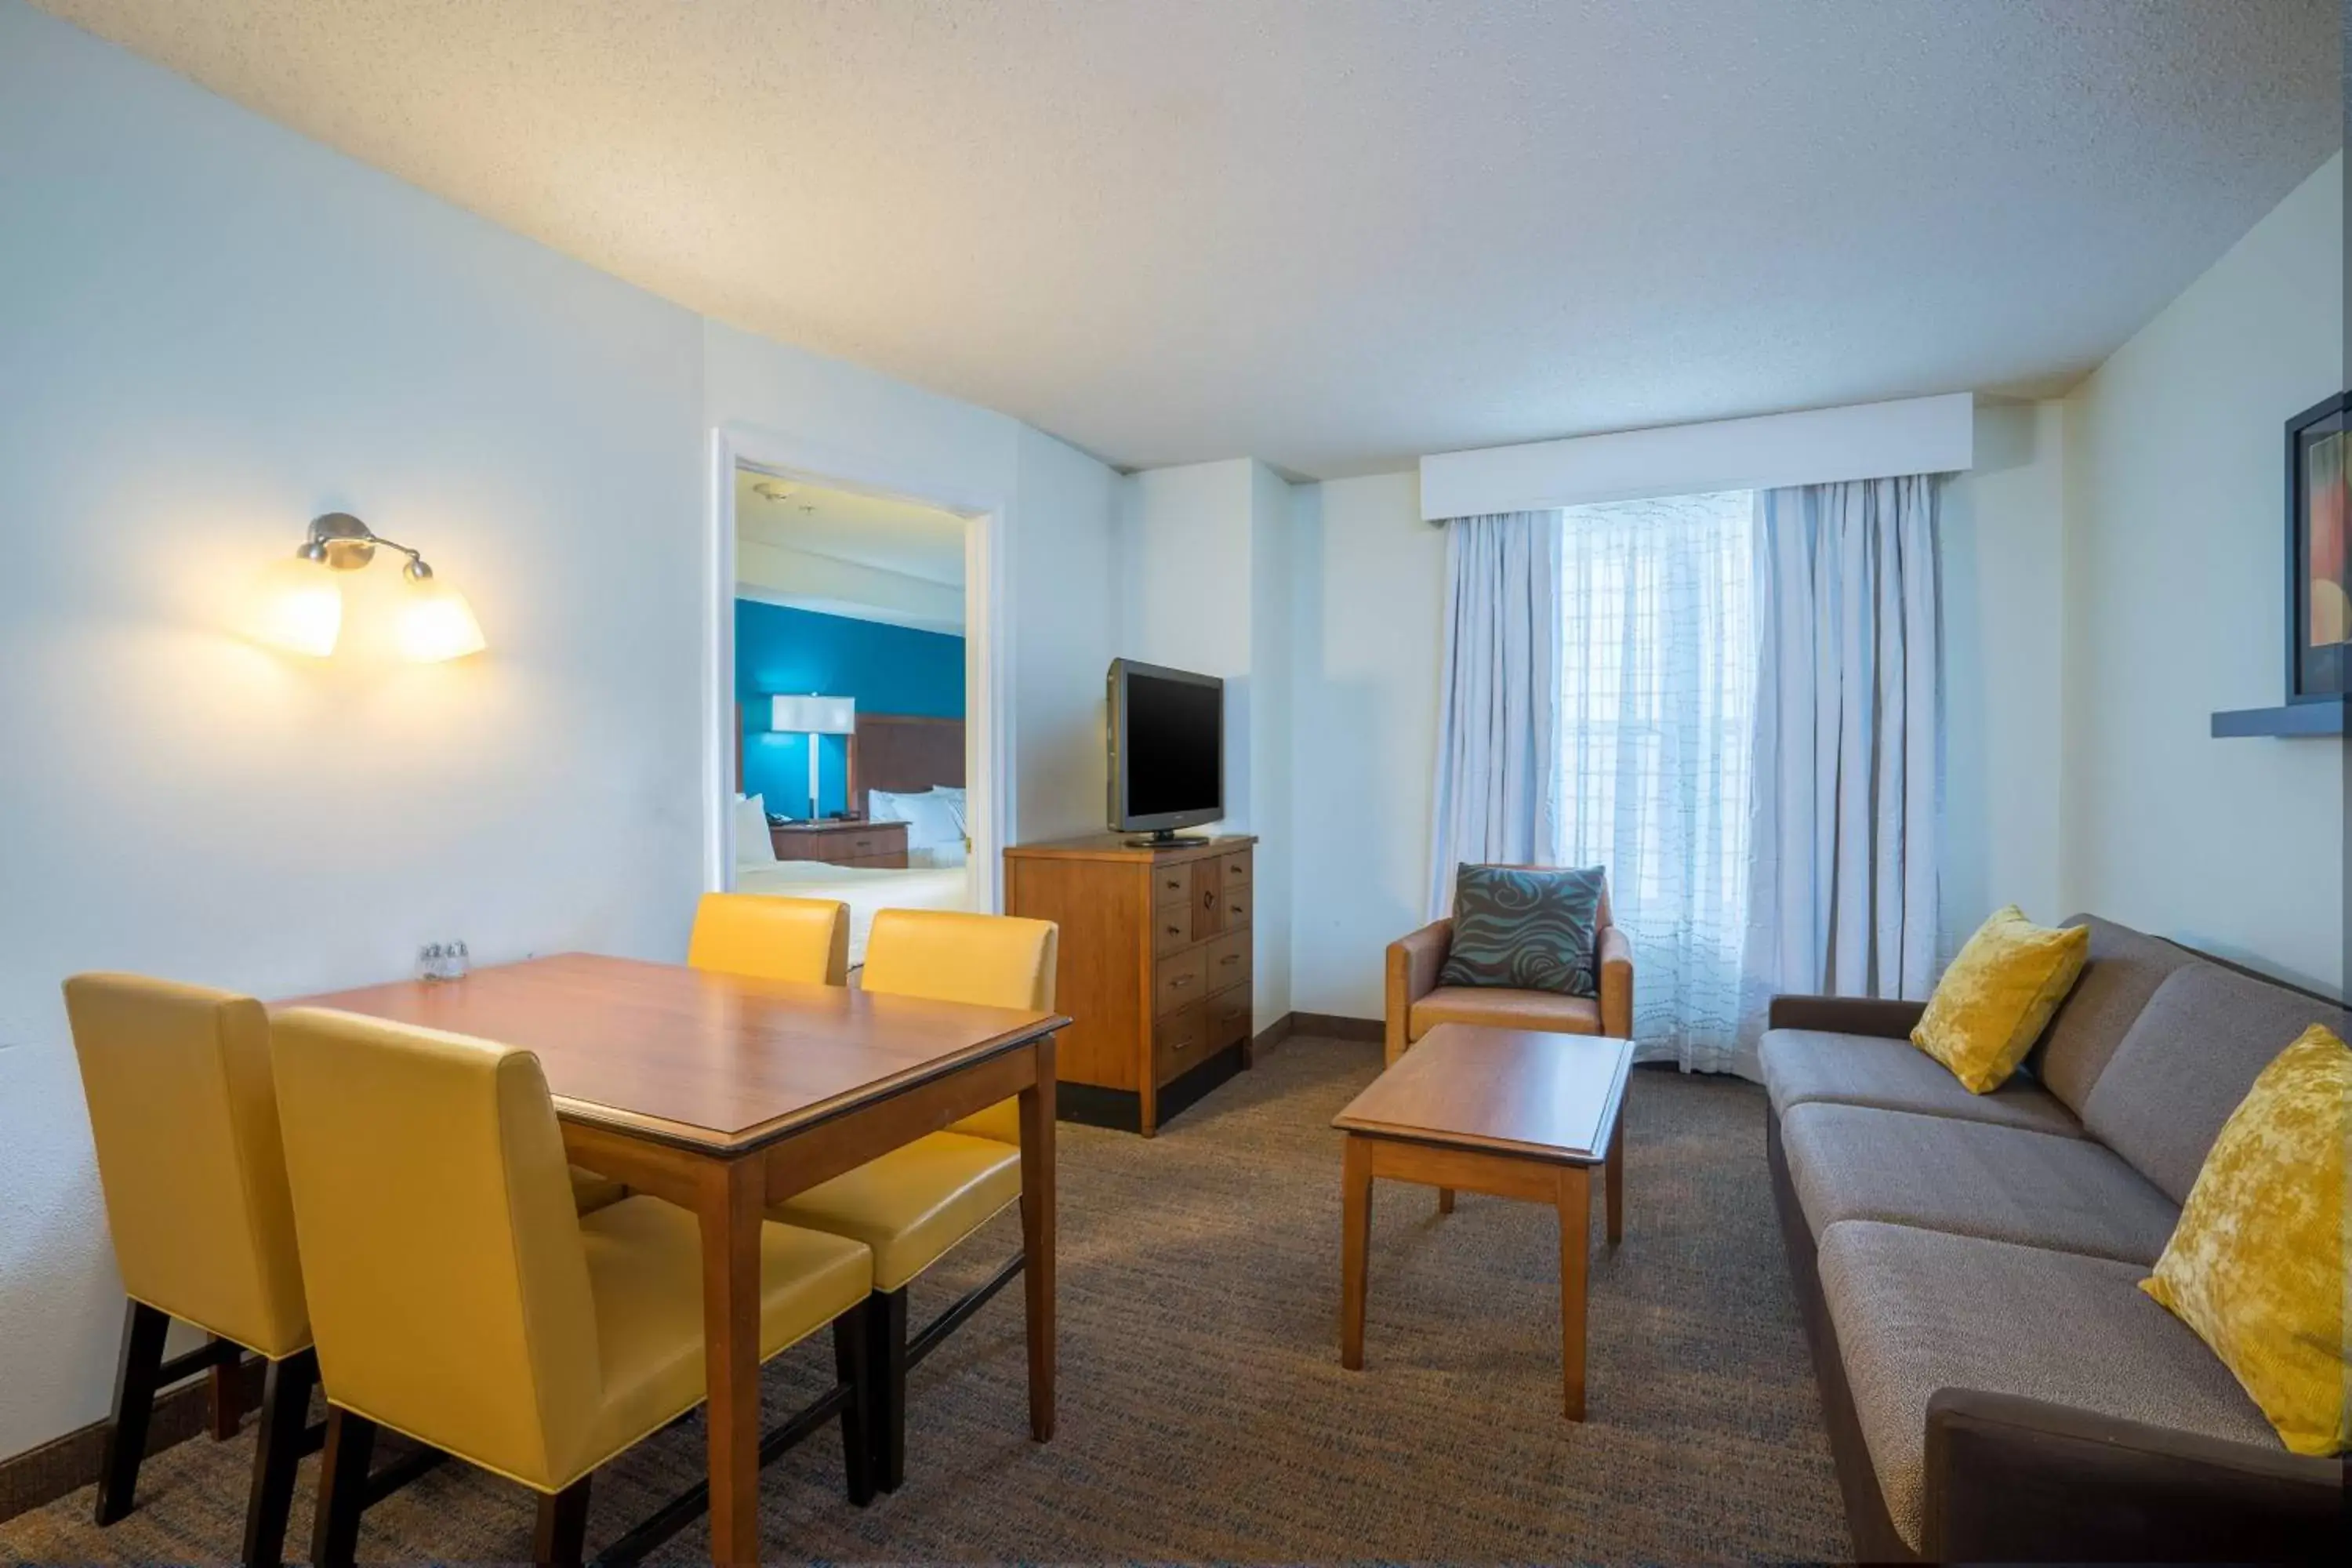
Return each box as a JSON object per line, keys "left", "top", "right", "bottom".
{"left": 770, "top": 695, "right": 855, "bottom": 735}
{"left": 394, "top": 575, "right": 487, "bottom": 662}
{"left": 247, "top": 554, "right": 343, "bottom": 656}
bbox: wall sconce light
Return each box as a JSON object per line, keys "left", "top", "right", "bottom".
{"left": 249, "top": 513, "right": 485, "bottom": 662}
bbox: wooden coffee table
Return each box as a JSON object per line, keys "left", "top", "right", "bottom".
{"left": 1331, "top": 1022, "right": 1632, "bottom": 1418}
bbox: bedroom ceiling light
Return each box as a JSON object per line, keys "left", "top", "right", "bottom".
{"left": 248, "top": 512, "right": 485, "bottom": 661}
{"left": 770, "top": 694, "right": 855, "bottom": 816}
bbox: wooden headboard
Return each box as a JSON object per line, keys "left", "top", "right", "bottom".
{"left": 852, "top": 713, "right": 964, "bottom": 817}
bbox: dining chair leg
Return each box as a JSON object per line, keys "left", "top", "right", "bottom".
{"left": 532, "top": 1475, "right": 592, "bottom": 1568}
{"left": 209, "top": 1339, "right": 245, "bottom": 1440}
{"left": 240, "top": 1350, "right": 318, "bottom": 1568}
{"left": 832, "top": 1308, "right": 875, "bottom": 1506}
{"left": 93, "top": 1300, "right": 169, "bottom": 1526}
{"left": 310, "top": 1406, "right": 378, "bottom": 1568}
{"left": 862, "top": 1288, "right": 909, "bottom": 1494}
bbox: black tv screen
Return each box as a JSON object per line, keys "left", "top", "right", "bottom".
{"left": 1109, "top": 660, "right": 1223, "bottom": 833}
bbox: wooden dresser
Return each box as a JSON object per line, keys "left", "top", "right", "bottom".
{"left": 1004, "top": 833, "right": 1255, "bottom": 1136}
{"left": 768, "top": 818, "right": 909, "bottom": 869}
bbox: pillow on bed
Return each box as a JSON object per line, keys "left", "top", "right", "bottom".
{"left": 926, "top": 786, "right": 970, "bottom": 837}
{"left": 869, "top": 788, "right": 963, "bottom": 851}
{"left": 734, "top": 795, "right": 778, "bottom": 866}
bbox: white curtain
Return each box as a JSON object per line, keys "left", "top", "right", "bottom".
{"left": 1554, "top": 492, "right": 1757, "bottom": 1073}
{"left": 1739, "top": 476, "right": 1942, "bottom": 1056}
{"left": 1427, "top": 511, "right": 1563, "bottom": 916}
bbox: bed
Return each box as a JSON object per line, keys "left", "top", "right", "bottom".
{"left": 733, "top": 859, "right": 971, "bottom": 967}
{"left": 734, "top": 710, "right": 972, "bottom": 966}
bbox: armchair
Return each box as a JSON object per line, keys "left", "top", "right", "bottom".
{"left": 1384, "top": 876, "right": 1634, "bottom": 1065}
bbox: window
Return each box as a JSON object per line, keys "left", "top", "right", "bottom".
{"left": 1555, "top": 491, "right": 1755, "bottom": 1070}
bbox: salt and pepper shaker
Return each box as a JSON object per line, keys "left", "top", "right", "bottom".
{"left": 418, "top": 941, "right": 474, "bottom": 982}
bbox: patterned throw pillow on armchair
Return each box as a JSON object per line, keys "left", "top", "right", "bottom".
{"left": 1438, "top": 863, "right": 1607, "bottom": 997}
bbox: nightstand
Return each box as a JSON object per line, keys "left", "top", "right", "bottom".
{"left": 768, "top": 818, "right": 909, "bottom": 869}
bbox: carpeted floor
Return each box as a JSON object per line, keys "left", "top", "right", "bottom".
{"left": 0, "top": 1034, "right": 1847, "bottom": 1563}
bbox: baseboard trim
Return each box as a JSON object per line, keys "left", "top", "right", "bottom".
{"left": 1247, "top": 1013, "right": 1294, "bottom": 1060}
{"left": 0, "top": 1356, "right": 265, "bottom": 1526}
{"left": 1286, "top": 1011, "right": 1384, "bottom": 1043}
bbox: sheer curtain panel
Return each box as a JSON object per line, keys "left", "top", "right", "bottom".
{"left": 1426, "top": 511, "right": 1563, "bottom": 916}
{"left": 1554, "top": 492, "right": 1757, "bottom": 1073}
{"left": 1739, "top": 475, "right": 1942, "bottom": 1061}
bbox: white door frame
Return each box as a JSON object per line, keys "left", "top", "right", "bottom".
{"left": 702, "top": 423, "right": 1014, "bottom": 912}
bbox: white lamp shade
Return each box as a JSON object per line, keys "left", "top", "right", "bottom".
{"left": 770, "top": 694, "right": 855, "bottom": 735}
{"left": 247, "top": 554, "right": 343, "bottom": 657}
{"left": 394, "top": 575, "right": 487, "bottom": 663}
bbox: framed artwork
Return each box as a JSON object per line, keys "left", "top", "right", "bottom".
{"left": 2288, "top": 392, "right": 2350, "bottom": 701}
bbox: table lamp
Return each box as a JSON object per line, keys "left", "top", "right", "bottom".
{"left": 769, "top": 694, "right": 856, "bottom": 818}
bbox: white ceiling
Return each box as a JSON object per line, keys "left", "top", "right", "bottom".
{"left": 41, "top": 1, "right": 2342, "bottom": 479}
{"left": 736, "top": 472, "right": 967, "bottom": 589}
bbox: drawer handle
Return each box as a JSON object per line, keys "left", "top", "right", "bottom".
{"left": 1219, "top": 954, "right": 1240, "bottom": 967}
{"left": 1171, "top": 973, "right": 1195, "bottom": 989}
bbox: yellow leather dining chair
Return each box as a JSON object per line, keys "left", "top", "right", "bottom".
{"left": 687, "top": 891, "right": 850, "bottom": 985}
{"left": 768, "top": 907, "right": 1057, "bottom": 1491}
{"left": 63, "top": 975, "right": 321, "bottom": 1568}
{"left": 269, "top": 1007, "right": 878, "bottom": 1567}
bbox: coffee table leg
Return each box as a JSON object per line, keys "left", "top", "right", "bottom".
{"left": 1605, "top": 1113, "right": 1624, "bottom": 1245}
{"left": 1557, "top": 1164, "right": 1590, "bottom": 1420}
{"left": 1436, "top": 1187, "right": 1454, "bottom": 1215}
{"left": 1339, "top": 1134, "right": 1374, "bottom": 1370}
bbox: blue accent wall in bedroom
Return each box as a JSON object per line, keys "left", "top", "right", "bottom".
{"left": 736, "top": 599, "right": 964, "bottom": 818}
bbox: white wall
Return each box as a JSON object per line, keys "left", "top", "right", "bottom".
{"left": 0, "top": 0, "right": 1120, "bottom": 1461}
{"left": 2060, "top": 152, "right": 2344, "bottom": 996}
{"left": 1939, "top": 401, "right": 2068, "bottom": 943}
{"left": 0, "top": 1, "right": 705, "bottom": 1461}
{"left": 1116, "top": 458, "right": 1294, "bottom": 1026}
{"left": 1287, "top": 473, "right": 1449, "bottom": 1018}
{"left": 1011, "top": 425, "right": 1123, "bottom": 840}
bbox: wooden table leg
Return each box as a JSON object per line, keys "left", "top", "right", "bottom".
{"left": 698, "top": 1154, "right": 764, "bottom": 1566}
{"left": 1605, "top": 1112, "right": 1625, "bottom": 1245}
{"left": 1436, "top": 1187, "right": 1455, "bottom": 1215}
{"left": 1339, "top": 1134, "right": 1374, "bottom": 1370}
{"left": 1018, "top": 1033, "right": 1058, "bottom": 1442}
{"left": 1557, "top": 1164, "right": 1590, "bottom": 1420}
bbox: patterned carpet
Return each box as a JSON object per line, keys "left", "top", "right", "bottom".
{"left": 0, "top": 1035, "right": 1846, "bottom": 1563}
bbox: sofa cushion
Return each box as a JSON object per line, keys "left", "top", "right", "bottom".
{"left": 1782, "top": 1102, "right": 2179, "bottom": 1264}
{"left": 1758, "top": 1029, "right": 2084, "bottom": 1138}
{"left": 1410, "top": 985, "right": 1599, "bottom": 1039}
{"left": 2027, "top": 916, "right": 2198, "bottom": 1115}
{"left": 1817, "top": 1221, "right": 2282, "bottom": 1551}
{"left": 2081, "top": 964, "right": 2352, "bottom": 1205}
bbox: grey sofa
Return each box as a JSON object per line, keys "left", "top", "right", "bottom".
{"left": 1762, "top": 916, "right": 2347, "bottom": 1562}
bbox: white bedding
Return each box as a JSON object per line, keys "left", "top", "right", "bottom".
{"left": 732, "top": 861, "right": 971, "bottom": 967}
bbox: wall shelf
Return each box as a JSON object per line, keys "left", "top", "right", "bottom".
{"left": 2209, "top": 700, "right": 2344, "bottom": 739}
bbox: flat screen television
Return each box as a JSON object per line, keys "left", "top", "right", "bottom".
{"left": 1107, "top": 659, "right": 1223, "bottom": 842}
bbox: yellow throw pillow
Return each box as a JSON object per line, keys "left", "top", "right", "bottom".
{"left": 2141, "top": 1025, "right": 2350, "bottom": 1457}
{"left": 1909, "top": 906, "right": 2089, "bottom": 1093}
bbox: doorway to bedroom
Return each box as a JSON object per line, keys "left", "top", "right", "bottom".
{"left": 720, "top": 461, "right": 988, "bottom": 970}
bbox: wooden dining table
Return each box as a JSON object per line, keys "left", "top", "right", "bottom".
{"left": 284, "top": 951, "right": 1069, "bottom": 1566}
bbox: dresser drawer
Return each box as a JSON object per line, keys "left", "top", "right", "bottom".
{"left": 1208, "top": 986, "right": 1250, "bottom": 1053}
{"left": 1151, "top": 905, "right": 1193, "bottom": 958}
{"left": 1189, "top": 856, "right": 1225, "bottom": 942}
{"left": 1154, "top": 1002, "right": 1210, "bottom": 1086}
{"left": 1220, "top": 851, "right": 1250, "bottom": 889}
{"left": 1205, "top": 929, "right": 1251, "bottom": 993}
{"left": 840, "top": 851, "right": 909, "bottom": 869}
{"left": 1152, "top": 864, "right": 1192, "bottom": 907}
{"left": 1154, "top": 944, "right": 1209, "bottom": 1016}
{"left": 1221, "top": 882, "right": 1252, "bottom": 927}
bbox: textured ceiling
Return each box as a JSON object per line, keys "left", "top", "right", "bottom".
{"left": 38, "top": 0, "right": 2343, "bottom": 478}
